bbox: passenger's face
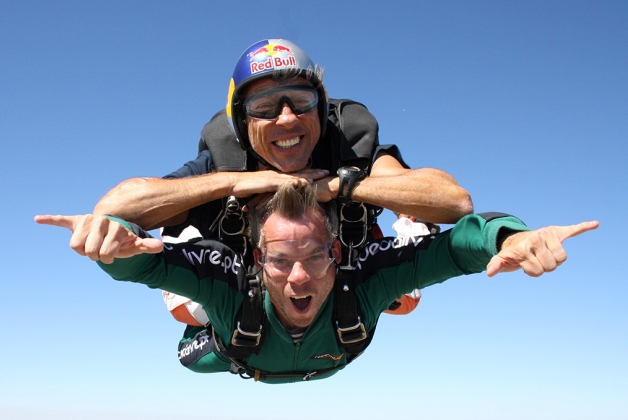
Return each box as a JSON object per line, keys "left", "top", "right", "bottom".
{"left": 244, "top": 77, "right": 321, "bottom": 173}
{"left": 255, "top": 212, "right": 340, "bottom": 330}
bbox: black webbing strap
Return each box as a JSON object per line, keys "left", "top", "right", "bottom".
{"left": 230, "top": 360, "right": 342, "bottom": 382}
{"left": 334, "top": 199, "right": 370, "bottom": 357}
{"left": 334, "top": 268, "right": 368, "bottom": 357}
{"left": 221, "top": 272, "right": 267, "bottom": 360}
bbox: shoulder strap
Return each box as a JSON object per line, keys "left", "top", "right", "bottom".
{"left": 216, "top": 270, "right": 268, "bottom": 360}
{"left": 198, "top": 110, "right": 250, "bottom": 171}
{"left": 326, "top": 99, "right": 379, "bottom": 172}
{"left": 333, "top": 270, "right": 371, "bottom": 360}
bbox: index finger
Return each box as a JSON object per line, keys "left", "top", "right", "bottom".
{"left": 557, "top": 220, "right": 599, "bottom": 242}
{"left": 34, "top": 215, "right": 78, "bottom": 231}
{"left": 289, "top": 169, "right": 329, "bottom": 180}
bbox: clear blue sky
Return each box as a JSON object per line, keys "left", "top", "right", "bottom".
{"left": 2, "top": 1, "right": 626, "bottom": 419}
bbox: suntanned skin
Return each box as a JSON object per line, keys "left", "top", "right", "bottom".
{"left": 90, "top": 76, "right": 473, "bottom": 257}
{"left": 244, "top": 77, "right": 321, "bottom": 173}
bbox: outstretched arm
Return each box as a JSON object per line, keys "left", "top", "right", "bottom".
{"left": 34, "top": 214, "right": 163, "bottom": 263}
{"left": 486, "top": 221, "right": 599, "bottom": 277}
{"left": 315, "top": 152, "right": 474, "bottom": 224}
{"left": 94, "top": 169, "right": 329, "bottom": 230}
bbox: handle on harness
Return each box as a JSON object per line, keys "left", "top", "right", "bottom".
{"left": 219, "top": 196, "right": 248, "bottom": 256}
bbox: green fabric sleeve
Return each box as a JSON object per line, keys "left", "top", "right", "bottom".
{"left": 357, "top": 214, "right": 529, "bottom": 327}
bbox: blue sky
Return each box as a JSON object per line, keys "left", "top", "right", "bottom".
{"left": 2, "top": 1, "right": 626, "bottom": 419}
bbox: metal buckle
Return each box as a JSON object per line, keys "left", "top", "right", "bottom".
{"left": 338, "top": 202, "right": 368, "bottom": 248}
{"left": 219, "top": 215, "right": 246, "bottom": 236}
{"left": 337, "top": 244, "right": 355, "bottom": 271}
{"left": 219, "top": 196, "right": 248, "bottom": 255}
{"left": 219, "top": 197, "right": 246, "bottom": 236}
{"left": 230, "top": 321, "right": 262, "bottom": 347}
{"left": 336, "top": 317, "right": 367, "bottom": 345}
{"left": 338, "top": 202, "right": 367, "bottom": 270}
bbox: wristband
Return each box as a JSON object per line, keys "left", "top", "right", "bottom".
{"left": 337, "top": 166, "right": 365, "bottom": 204}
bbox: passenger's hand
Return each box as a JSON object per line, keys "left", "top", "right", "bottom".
{"left": 486, "top": 221, "right": 599, "bottom": 277}
{"left": 230, "top": 169, "right": 329, "bottom": 198}
{"left": 34, "top": 214, "right": 163, "bottom": 264}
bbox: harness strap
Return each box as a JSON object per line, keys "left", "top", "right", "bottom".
{"left": 213, "top": 324, "right": 338, "bottom": 382}
{"left": 229, "top": 358, "right": 344, "bottom": 382}
{"left": 221, "top": 271, "right": 267, "bottom": 360}
{"left": 333, "top": 199, "right": 374, "bottom": 358}
{"left": 334, "top": 270, "right": 368, "bottom": 355}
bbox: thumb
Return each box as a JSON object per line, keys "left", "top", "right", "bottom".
{"left": 137, "top": 238, "right": 164, "bottom": 254}
{"left": 486, "top": 254, "right": 519, "bottom": 277}
{"left": 115, "top": 237, "right": 164, "bottom": 259}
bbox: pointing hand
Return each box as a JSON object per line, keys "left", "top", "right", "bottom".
{"left": 35, "top": 214, "right": 163, "bottom": 264}
{"left": 486, "top": 221, "right": 599, "bottom": 277}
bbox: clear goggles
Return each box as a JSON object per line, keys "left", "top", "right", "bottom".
{"left": 257, "top": 238, "right": 335, "bottom": 279}
{"left": 243, "top": 85, "right": 318, "bottom": 119}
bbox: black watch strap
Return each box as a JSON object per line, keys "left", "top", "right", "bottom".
{"left": 337, "top": 166, "right": 365, "bottom": 204}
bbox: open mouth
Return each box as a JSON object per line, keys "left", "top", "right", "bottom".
{"left": 290, "top": 295, "right": 312, "bottom": 312}
{"left": 274, "top": 137, "right": 301, "bottom": 149}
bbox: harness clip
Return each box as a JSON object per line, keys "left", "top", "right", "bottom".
{"left": 230, "top": 321, "right": 262, "bottom": 348}
{"left": 337, "top": 244, "right": 355, "bottom": 271}
{"left": 219, "top": 196, "right": 248, "bottom": 255}
{"left": 338, "top": 202, "right": 368, "bottom": 249}
{"left": 336, "top": 317, "right": 368, "bottom": 345}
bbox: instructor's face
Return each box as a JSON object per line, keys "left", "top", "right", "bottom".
{"left": 255, "top": 212, "right": 339, "bottom": 330}
{"left": 244, "top": 77, "right": 321, "bottom": 173}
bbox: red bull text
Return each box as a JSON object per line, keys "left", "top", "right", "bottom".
{"left": 248, "top": 43, "right": 297, "bottom": 74}
{"left": 250, "top": 55, "right": 297, "bottom": 73}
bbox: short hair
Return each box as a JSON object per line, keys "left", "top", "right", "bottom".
{"left": 269, "top": 65, "right": 324, "bottom": 86}
{"left": 248, "top": 183, "right": 336, "bottom": 248}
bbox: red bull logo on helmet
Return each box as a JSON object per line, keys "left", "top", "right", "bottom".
{"left": 248, "top": 43, "right": 297, "bottom": 74}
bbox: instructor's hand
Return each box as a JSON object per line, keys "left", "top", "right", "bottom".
{"left": 34, "top": 214, "right": 163, "bottom": 264}
{"left": 486, "top": 221, "right": 599, "bottom": 277}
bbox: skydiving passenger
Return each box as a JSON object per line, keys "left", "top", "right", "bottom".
{"left": 36, "top": 183, "right": 598, "bottom": 383}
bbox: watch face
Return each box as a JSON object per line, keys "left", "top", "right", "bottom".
{"left": 338, "top": 166, "right": 361, "bottom": 176}
{"left": 337, "top": 166, "right": 365, "bottom": 203}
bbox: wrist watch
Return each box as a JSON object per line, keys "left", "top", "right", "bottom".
{"left": 337, "top": 166, "right": 365, "bottom": 203}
